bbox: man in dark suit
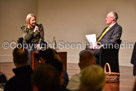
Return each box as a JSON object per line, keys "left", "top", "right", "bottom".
{"left": 131, "top": 42, "right": 136, "bottom": 76}
{"left": 4, "top": 48, "right": 33, "bottom": 91}
{"left": 80, "top": 11, "right": 122, "bottom": 64}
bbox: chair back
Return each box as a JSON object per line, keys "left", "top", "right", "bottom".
{"left": 100, "top": 40, "right": 122, "bottom": 73}
{"left": 131, "top": 42, "right": 136, "bottom": 65}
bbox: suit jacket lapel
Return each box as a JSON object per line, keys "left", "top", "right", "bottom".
{"left": 102, "top": 23, "right": 118, "bottom": 38}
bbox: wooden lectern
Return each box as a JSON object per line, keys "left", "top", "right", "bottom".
{"left": 32, "top": 51, "right": 67, "bottom": 71}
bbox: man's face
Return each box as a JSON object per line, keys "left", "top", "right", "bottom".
{"left": 105, "top": 12, "right": 115, "bottom": 25}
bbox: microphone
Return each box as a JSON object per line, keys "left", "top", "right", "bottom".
{"left": 34, "top": 23, "right": 40, "bottom": 32}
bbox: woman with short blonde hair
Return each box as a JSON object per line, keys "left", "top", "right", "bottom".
{"left": 21, "top": 13, "right": 45, "bottom": 67}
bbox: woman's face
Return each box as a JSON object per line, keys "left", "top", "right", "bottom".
{"left": 29, "top": 17, "right": 36, "bottom": 27}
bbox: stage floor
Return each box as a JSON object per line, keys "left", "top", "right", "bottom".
{"left": 0, "top": 62, "right": 135, "bottom": 91}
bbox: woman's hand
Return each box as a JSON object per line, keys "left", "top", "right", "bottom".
{"left": 33, "top": 26, "right": 39, "bottom": 32}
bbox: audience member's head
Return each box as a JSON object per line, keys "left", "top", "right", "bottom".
{"left": 47, "top": 59, "right": 63, "bottom": 75}
{"left": 0, "top": 71, "right": 7, "bottom": 83}
{"left": 32, "top": 64, "right": 61, "bottom": 91}
{"left": 80, "top": 65, "right": 106, "bottom": 91}
{"left": 39, "top": 48, "right": 61, "bottom": 64}
{"left": 132, "top": 79, "right": 136, "bottom": 91}
{"left": 13, "top": 48, "right": 28, "bottom": 67}
{"left": 48, "top": 59, "right": 64, "bottom": 86}
{"left": 79, "top": 51, "right": 96, "bottom": 70}
{"left": 39, "top": 48, "right": 65, "bottom": 86}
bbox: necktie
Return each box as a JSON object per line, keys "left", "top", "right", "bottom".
{"left": 97, "top": 26, "right": 110, "bottom": 42}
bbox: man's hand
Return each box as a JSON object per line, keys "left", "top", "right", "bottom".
{"left": 93, "top": 45, "right": 101, "bottom": 49}
{"left": 89, "top": 45, "right": 101, "bottom": 49}
{"left": 89, "top": 45, "right": 93, "bottom": 49}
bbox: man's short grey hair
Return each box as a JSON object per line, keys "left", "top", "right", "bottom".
{"left": 110, "top": 11, "right": 118, "bottom": 21}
